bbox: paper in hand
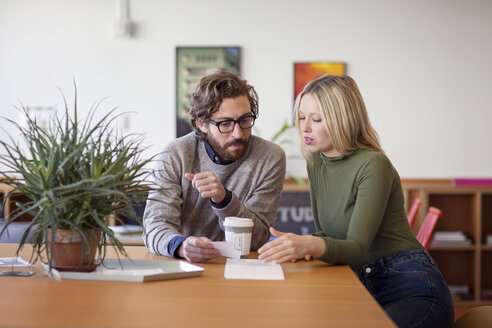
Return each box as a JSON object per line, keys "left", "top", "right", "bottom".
{"left": 211, "top": 241, "right": 241, "bottom": 259}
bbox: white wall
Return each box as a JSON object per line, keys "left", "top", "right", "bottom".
{"left": 1, "top": 0, "right": 491, "bottom": 178}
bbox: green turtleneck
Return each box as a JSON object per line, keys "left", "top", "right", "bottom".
{"left": 308, "top": 149, "right": 423, "bottom": 273}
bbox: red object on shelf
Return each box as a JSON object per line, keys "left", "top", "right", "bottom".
{"left": 407, "top": 198, "right": 421, "bottom": 229}
{"left": 416, "top": 207, "right": 443, "bottom": 250}
{"left": 452, "top": 178, "right": 492, "bottom": 186}
{"left": 482, "top": 290, "right": 492, "bottom": 300}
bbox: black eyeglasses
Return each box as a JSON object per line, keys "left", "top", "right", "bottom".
{"left": 208, "top": 114, "right": 257, "bottom": 133}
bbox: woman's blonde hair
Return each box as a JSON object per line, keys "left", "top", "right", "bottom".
{"left": 294, "top": 75, "right": 382, "bottom": 161}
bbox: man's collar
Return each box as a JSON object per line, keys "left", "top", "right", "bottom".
{"left": 204, "top": 141, "right": 234, "bottom": 165}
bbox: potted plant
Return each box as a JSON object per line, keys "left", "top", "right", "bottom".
{"left": 0, "top": 85, "right": 155, "bottom": 272}
{"left": 256, "top": 120, "right": 307, "bottom": 185}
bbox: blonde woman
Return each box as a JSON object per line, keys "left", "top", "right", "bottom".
{"left": 258, "top": 75, "right": 453, "bottom": 327}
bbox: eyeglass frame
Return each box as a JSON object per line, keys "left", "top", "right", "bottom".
{"left": 207, "top": 114, "right": 257, "bottom": 133}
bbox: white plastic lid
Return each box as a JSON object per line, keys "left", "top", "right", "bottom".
{"left": 224, "top": 216, "right": 254, "bottom": 227}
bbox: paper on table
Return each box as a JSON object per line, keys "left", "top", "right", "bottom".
{"left": 211, "top": 241, "right": 241, "bottom": 259}
{"left": 224, "top": 258, "right": 284, "bottom": 280}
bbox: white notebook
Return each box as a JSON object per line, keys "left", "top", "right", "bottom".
{"left": 44, "top": 258, "right": 204, "bottom": 283}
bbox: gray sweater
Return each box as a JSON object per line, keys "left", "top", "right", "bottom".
{"left": 143, "top": 132, "right": 286, "bottom": 257}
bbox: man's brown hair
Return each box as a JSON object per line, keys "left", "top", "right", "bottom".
{"left": 189, "top": 71, "right": 259, "bottom": 140}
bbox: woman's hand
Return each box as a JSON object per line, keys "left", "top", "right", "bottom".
{"left": 258, "top": 227, "right": 325, "bottom": 264}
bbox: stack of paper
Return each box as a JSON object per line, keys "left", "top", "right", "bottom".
{"left": 431, "top": 231, "right": 472, "bottom": 246}
{"left": 448, "top": 284, "right": 473, "bottom": 301}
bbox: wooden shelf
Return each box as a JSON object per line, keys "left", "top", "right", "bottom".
{"left": 402, "top": 181, "right": 492, "bottom": 309}
{"left": 453, "top": 300, "right": 492, "bottom": 307}
{"left": 429, "top": 245, "right": 476, "bottom": 251}
{"left": 282, "top": 180, "right": 309, "bottom": 192}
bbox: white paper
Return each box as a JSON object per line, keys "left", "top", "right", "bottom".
{"left": 108, "top": 225, "right": 143, "bottom": 235}
{"left": 224, "top": 258, "right": 285, "bottom": 280}
{"left": 211, "top": 241, "right": 241, "bottom": 259}
{"left": 0, "top": 257, "right": 32, "bottom": 268}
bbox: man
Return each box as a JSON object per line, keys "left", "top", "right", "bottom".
{"left": 143, "top": 71, "right": 286, "bottom": 262}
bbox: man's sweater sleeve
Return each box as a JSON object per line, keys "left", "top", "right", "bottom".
{"left": 143, "top": 149, "right": 185, "bottom": 257}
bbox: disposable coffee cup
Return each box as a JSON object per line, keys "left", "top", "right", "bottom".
{"left": 224, "top": 217, "right": 254, "bottom": 257}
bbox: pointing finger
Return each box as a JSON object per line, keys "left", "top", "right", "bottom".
{"left": 185, "top": 172, "right": 195, "bottom": 181}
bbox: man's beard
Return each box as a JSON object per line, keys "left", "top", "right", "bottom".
{"left": 207, "top": 135, "right": 250, "bottom": 162}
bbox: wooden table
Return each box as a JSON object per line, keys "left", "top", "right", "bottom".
{"left": 0, "top": 244, "right": 395, "bottom": 327}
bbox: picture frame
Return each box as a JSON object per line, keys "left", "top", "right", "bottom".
{"left": 176, "top": 46, "right": 241, "bottom": 138}
{"left": 294, "top": 62, "right": 346, "bottom": 101}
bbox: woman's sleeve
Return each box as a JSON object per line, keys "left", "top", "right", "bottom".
{"left": 317, "top": 155, "right": 394, "bottom": 265}
{"left": 307, "top": 161, "right": 325, "bottom": 237}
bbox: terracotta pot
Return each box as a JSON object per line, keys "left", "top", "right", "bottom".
{"left": 46, "top": 229, "right": 102, "bottom": 272}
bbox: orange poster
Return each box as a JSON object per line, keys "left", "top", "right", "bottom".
{"left": 294, "top": 62, "right": 345, "bottom": 100}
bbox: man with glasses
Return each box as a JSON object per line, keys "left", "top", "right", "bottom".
{"left": 143, "top": 71, "right": 286, "bottom": 262}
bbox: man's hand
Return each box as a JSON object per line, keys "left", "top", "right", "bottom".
{"left": 257, "top": 227, "right": 325, "bottom": 264}
{"left": 185, "top": 171, "right": 226, "bottom": 203}
{"left": 178, "top": 236, "right": 220, "bottom": 262}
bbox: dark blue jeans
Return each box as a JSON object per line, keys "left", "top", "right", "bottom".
{"left": 357, "top": 250, "right": 454, "bottom": 328}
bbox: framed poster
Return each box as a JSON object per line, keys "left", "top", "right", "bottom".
{"left": 294, "top": 62, "right": 345, "bottom": 101}
{"left": 176, "top": 46, "right": 241, "bottom": 137}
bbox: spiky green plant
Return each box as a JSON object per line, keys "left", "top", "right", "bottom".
{"left": 255, "top": 120, "right": 307, "bottom": 185}
{"left": 0, "top": 86, "right": 155, "bottom": 271}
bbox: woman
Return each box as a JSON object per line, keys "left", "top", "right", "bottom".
{"left": 258, "top": 75, "right": 454, "bottom": 327}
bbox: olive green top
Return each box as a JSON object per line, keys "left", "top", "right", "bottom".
{"left": 308, "top": 149, "right": 424, "bottom": 273}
